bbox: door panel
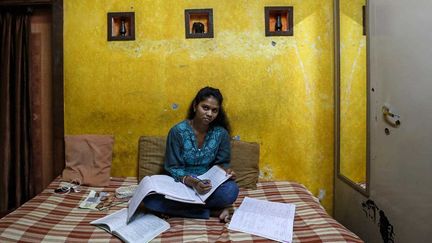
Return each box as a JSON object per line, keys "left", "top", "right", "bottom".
{"left": 30, "top": 7, "right": 54, "bottom": 193}
{"left": 335, "top": 1, "right": 432, "bottom": 242}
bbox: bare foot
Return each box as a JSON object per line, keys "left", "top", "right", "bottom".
{"left": 210, "top": 206, "right": 234, "bottom": 223}
{"left": 219, "top": 207, "right": 231, "bottom": 223}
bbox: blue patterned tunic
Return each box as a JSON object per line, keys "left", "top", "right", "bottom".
{"left": 164, "top": 120, "right": 231, "bottom": 181}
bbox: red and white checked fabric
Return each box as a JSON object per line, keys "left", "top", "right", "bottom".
{"left": 0, "top": 178, "right": 363, "bottom": 243}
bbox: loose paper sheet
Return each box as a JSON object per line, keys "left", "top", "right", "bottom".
{"left": 228, "top": 197, "right": 296, "bottom": 243}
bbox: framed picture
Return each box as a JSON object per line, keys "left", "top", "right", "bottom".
{"left": 185, "top": 9, "right": 214, "bottom": 39}
{"left": 264, "top": 6, "right": 294, "bottom": 36}
{"left": 107, "top": 12, "right": 135, "bottom": 41}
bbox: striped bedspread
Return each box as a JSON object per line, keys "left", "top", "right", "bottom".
{"left": 0, "top": 177, "right": 362, "bottom": 242}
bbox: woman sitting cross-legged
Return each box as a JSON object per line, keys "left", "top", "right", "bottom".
{"left": 142, "top": 86, "right": 239, "bottom": 222}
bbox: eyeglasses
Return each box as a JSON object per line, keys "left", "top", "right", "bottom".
{"left": 96, "top": 194, "right": 128, "bottom": 211}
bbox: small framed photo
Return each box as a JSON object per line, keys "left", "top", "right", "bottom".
{"left": 184, "top": 9, "right": 214, "bottom": 39}
{"left": 107, "top": 12, "right": 135, "bottom": 41}
{"left": 264, "top": 6, "right": 294, "bottom": 36}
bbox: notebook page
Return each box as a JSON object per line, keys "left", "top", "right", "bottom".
{"left": 228, "top": 197, "right": 296, "bottom": 243}
{"left": 150, "top": 175, "right": 197, "bottom": 201}
{"left": 115, "top": 211, "right": 170, "bottom": 243}
{"left": 127, "top": 176, "right": 155, "bottom": 222}
{"left": 90, "top": 208, "right": 127, "bottom": 232}
{"left": 197, "top": 165, "right": 231, "bottom": 201}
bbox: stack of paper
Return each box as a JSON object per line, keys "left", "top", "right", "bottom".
{"left": 228, "top": 197, "right": 296, "bottom": 243}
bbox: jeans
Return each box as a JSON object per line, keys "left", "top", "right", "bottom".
{"left": 142, "top": 179, "right": 239, "bottom": 219}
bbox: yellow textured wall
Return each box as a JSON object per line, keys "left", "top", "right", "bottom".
{"left": 339, "top": 0, "right": 366, "bottom": 183}
{"left": 64, "top": 0, "right": 334, "bottom": 212}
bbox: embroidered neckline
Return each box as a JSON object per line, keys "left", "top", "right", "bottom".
{"left": 186, "top": 120, "right": 212, "bottom": 150}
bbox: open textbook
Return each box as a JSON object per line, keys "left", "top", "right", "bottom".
{"left": 127, "top": 165, "right": 231, "bottom": 222}
{"left": 91, "top": 208, "right": 170, "bottom": 243}
{"left": 228, "top": 197, "right": 296, "bottom": 243}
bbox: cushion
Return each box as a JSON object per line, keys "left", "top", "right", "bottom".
{"left": 138, "top": 136, "right": 166, "bottom": 181}
{"left": 138, "top": 136, "right": 260, "bottom": 189}
{"left": 62, "top": 135, "right": 114, "bottom": 186}
{"left": 230, "top": 140, "right": 260, "bottom": 189}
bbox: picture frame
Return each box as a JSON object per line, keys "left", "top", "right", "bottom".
{"left": 107, "top": 12, "right": 135, "bottom": 41}
{"left": 264, "top": 6, "right": 294, "bottom": 36}
{"left": 184, "top": 9, "right": 214, "bottom": 39}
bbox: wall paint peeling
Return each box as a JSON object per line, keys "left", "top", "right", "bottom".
{"left": 64, "top": 0, "right": 334, "bottom": 212}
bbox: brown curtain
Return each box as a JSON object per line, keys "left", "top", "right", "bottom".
{"left": 0, "top": 9, "right": 33, "bottom": 214}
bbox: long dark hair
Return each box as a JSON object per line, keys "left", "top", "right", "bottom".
{"left": 187, "top": 87, "right": 231, "bottom": 134}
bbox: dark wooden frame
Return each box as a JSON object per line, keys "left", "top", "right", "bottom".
{"left": 362, "top": 6, "right": 366, "bottom": 36}
{"left": 264, "top": 6, "right": 294, "bottom": 36}
{"left": 0, "top": 0, "right": 51, "bottom": 5}
{"left": 107, "top": 12, "right": 135, "bottom": 41}
{"left": 52, "top": 0, "right": 64, "bottom": 178}
{"left": 334, "top": 0, "right": 370, "bottom": 198}
{"left": 184, "top": 9, "right": 214, "bottom": 39}
{"left": 0, "top": 0, "right": 65, "bottom": 178}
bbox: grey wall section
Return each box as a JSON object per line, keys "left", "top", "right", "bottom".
{"left": 368, "top": 0, "right": 432, "bottom": 242}
{"left": 334, "top": 179, "right": 381, "bottom": 243}
{"left": 335, "top": 1, "right": 432, "bottom": 242}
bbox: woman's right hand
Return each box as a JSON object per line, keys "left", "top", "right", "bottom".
{"left": 193, "top": 179, "right": 212, "bottom": 194}
{"left": 183, "top": 176, "right": 212, "bottom": 194}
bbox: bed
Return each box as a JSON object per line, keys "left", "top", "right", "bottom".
{"left": 0, "top": 136, "right": 363, "bottom": 242}
{"left": 0, "top": 176, "right": 362, "bottom": 242}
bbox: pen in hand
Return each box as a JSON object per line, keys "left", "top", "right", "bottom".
{"left": 191, "top": 175, "right": 212, "bottom": 194}
{"left": 192, "top": 175, "right": 210, "bottom": 184}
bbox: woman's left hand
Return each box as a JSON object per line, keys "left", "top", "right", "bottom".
{"left": 225, "top": 168, "right": 237, "bottom": 180}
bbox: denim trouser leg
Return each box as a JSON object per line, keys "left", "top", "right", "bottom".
{"left": 205, "top": 179, "right": 239, "bottom": 208}
{"left": 142, "top": 179, "right": 239, "bottom": 219}
{"left": 142, "top": 194, "right": 210, "bottom": 219}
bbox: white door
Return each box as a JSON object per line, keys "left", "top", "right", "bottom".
{"left": 334, "top": 1, "right": 432, "bottom": 242}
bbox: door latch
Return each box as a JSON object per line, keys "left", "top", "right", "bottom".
{"left": 382, "top": 105, "right": 401, "bottom": 127}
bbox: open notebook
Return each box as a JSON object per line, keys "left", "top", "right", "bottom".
{"left": 91, "top": 208, "right": 169, "bottom": 243}
{"left": 127, "top": 165, "right": 231, "bottom": 222}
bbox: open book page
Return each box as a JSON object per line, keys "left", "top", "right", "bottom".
{"left": 127, "top": 174, "right": 200, "bottom": 222}
{"left": 127, "top": 176, "right": 155, "bottom": 223}
{"left": 91, "top": 208, "right": 170, "bottom": 243}
{"left": 149, "top": 175, "right": 197, "bottom": 201}
{"left": 164, "top": 194, "right": 204, "bottom": 204}
{"left": 91, "top": 208, "right": 128, "bottom": 233}
{"left": 127, "top": 166, "right": 232, "bottom": 221}
{"left": 197, "top": 165, "right": 232, "bottom": 201}
{"left": 228, "top": 197, "right": 296, "bottom": 243}
{"left": 116, "top": 210, "right": 170, "bottom": 243}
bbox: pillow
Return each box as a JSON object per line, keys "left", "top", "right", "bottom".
{"left": 230, "top": 140, "right": 260, "bottom": 189}
{"left": 138, "top": 136, "right": 166, "bottom": 181}
{"left": 137, "top": 136, "right": 260, "bottom": 189}
{"left": 62, "top": 135, "right": 114, "bottom": 187}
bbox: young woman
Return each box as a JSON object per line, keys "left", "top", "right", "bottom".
{"left": 142, "top": 87, "right": 239, "bottom": 222}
